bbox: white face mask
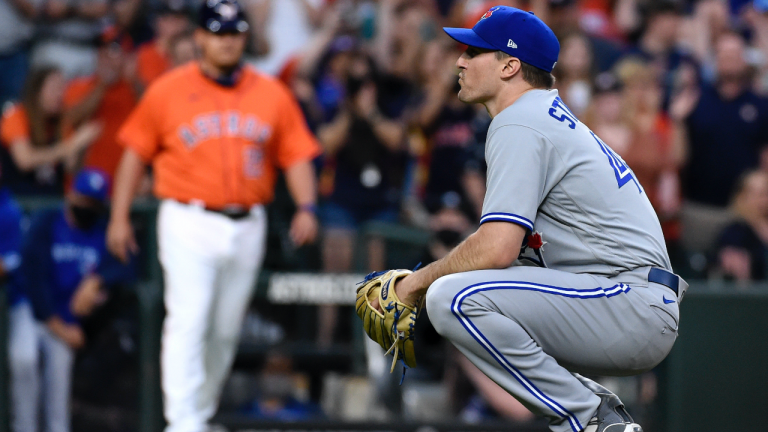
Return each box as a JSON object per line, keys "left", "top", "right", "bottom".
{"left": 566, "top": 80, "right": 591, "bottom": 116}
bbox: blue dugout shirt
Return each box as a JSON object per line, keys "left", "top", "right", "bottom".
{"left": 22, "top": 208, "right": 136, "bottom": 324}
{"left": 0, "top": 187, "right": 24, "bottom": 307}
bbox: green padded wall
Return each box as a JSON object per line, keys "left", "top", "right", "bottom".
{"left": 663, "top": 287, "right": 768, "bottom": 432}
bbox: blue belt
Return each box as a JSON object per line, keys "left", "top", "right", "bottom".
{"left": 648, "top": 268, "right": 679, "bottom": 296}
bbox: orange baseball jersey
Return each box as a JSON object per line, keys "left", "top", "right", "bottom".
{"left": 0, "top": 104, "right": 30, "bottom": 147}
{"left": 64, "top": 78, "right": 137, "bottom": 178}
{"left": 117, "top": 63, "right": 321, "bottom": 208}
{"left": 136, "top": 42, "right": 172, "bottom": 87}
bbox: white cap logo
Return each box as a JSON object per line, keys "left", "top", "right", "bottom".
{"left": 507, "top": 39, "right": 517, "bottom": 48}
{"left": 89, "top": 173, "right": 104, "bottom": 190}
{"left": 216, "top": 3, "right": 237, "bottom": 20}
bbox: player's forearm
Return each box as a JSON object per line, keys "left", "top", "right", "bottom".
{"left": 284, "top": 160, "right": 317, "bottom": 208}
{"left": 111, "top": 149, "right": 146, "bottom": 221}
{"left": 402, "top": 222, "right": 525, "bottom": 300}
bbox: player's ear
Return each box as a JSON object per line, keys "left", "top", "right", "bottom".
{"left": 500, "top": 57, "right": 521, "bottom": 80}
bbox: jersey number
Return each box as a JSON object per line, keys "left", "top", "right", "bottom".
{"left": 547, "top": 97, "right": 641, "bottom": 193}
{"left": 243, "top": 145, "right": 263, "bottom": 178}
{"left": 590, "top": 131, "right": 642, "bottom": 193}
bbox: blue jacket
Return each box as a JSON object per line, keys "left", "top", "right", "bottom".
{"left": 0, "top": 188, "right": 24, "bottom": 307}
{"left": 22, "top": 208, "right": 136, "bottom": 323}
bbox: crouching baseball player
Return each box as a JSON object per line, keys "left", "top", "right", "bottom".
{"left": 356, "top": 6, "right": 686, "bottom": 432}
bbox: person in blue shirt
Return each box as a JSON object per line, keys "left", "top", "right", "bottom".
{"left": 20, "top": 168, "right": 135, "bottom": 432}
{"left": 0, "top": 174, "right": 35, "bottom": 432}
{"left": 677, "top": 32, "right": 768, "bottom": 207}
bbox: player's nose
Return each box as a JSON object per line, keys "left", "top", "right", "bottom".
{"left": 456, "top": 54, "right": 468, "bottom": 69}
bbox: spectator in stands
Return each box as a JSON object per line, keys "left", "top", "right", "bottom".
{"left": 135, "top": 0, "right": 191, "bottom": 90}
{"left": 242, "top": 350, "right": 322, "bottom": 420}
{"left": 29, "top": 0, "right": 110, "bottom": 78}
{"left": 316, "top": 52, "right": 408, "bottom": 346}
{"left": 373, "top": 0, "right": 432, "bottom": 84}
{"left": 687, "top": 0, "right": 732, "bottom": 80}
{"left": 62, "top": 29, "right": 138, "bottom": 181}
{"left": 21, "top": 168, "right": 135, "bottom": 432}
{"left": 546, "top": 0, "right": 623, "bottom": 72}
{"left": 677, "top": 32, "right": 768, "bottom": 208}
{"left": 614, "top": 58, "right": 685, "bottom": 242}
{"left": 624, "top": 1, "right": 695, "bottom": 109}
{"left": 0, "top": 0, "right": 38, "bottom": 105}
{"left": 410, "top": 40, "right": 485, "bottom": 224}
{"left": 717, "top": 170, "right": 768, "bottom": 281}
{"left": 0, "top": 173, "right": 33, "bottom": 432}
{"left": 0, "top": 67, "right": 101, "bottom": 196}
{"left": 249, "top": 0, "right": 323, "bottom": 76}
{"left": 169, "top": 30, "right": 197, "bottom": 67}
{"left": 744, "top": 0, "right": 768, "bottom": 94}
{"left": 449, "top": 351, "right": 534, "bottom": 423}
{"left": 583, "top": 71, "right": 624, "bottom": 143}
{"left": 554, "top": 32, "right": 595, "bottom": 117}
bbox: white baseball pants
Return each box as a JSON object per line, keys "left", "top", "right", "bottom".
{"left": 157, "top": 200, "right": 266, "bottom": 432}
{"left": 9, "top": 301, "right": 75, "bottom": 432}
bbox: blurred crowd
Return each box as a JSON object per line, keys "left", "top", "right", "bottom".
{"left": 3, "top": 0, "right": 768, "bottom": 430}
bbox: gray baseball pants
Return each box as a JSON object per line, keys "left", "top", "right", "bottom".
{"left": 426, "top": 265, "right": 683, "bottom": 432}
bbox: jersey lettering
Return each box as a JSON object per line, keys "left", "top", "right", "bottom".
{"left": 243, "top": 145, "right": 263, "bottom": 178}
{"left": 176, "top": 111, "right": 273, "bottom": 149}
{"left": 51, "top": 243, "right": 100, "bottom": 274}
{"left": 178, "top": 126, "right": 197, "bottom": 148}
{"left": 590, "top": 131, "right": 642, "bottom": 193}
{"left": 194, "top": 115, "right": 210, "bottom": 140}
{"left": 209, "top": 113, "right": 221, "bottom": 137}
{"left": 548, "top": 97, "right": 578, "bottom": 129}
{"left": 226, "top": 111, "right": 240, "bottom": 136}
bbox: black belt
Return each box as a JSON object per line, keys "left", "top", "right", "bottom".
{"left": 648, "top": 268, "right": 679, "bottom": 296}
{"left": 204, "top": 206, "right": 251, "bottom": 220}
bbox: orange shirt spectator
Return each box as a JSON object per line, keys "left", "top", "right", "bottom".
{"left": 1, "top": 68, "right": 99, "bottom": 195}
{"left": 62, "top": 29, "right": 137, "bottom": 181}
{"left": 136, "top": 42, "right": 172, "bottom": 88}
{"left": 63, "top": 78, "right": 136, "bottom": 179}
{"left": 135, "top": 1, "right": 191, "bottom": 88}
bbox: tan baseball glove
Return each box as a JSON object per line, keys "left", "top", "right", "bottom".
{"left": 355, "top": 269, "right": 424, "bottom": 373}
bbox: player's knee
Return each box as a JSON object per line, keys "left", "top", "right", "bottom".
{"left": 425, "top": 274, "right": 463, "bottom": 336}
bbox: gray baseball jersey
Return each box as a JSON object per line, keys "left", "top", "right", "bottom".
{"left": 480, "top": 89, "right": 671, "bottom": 275}
{"left": 425, "top": 89, "right": 683, "bottom": 432}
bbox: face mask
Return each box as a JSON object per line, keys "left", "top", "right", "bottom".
{"left": 69, "top": 204, "right": 103, "bottom": 230}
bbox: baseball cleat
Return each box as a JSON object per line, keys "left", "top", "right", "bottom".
{"left": 575, "top": 374, "right": 642, "bottom": 432}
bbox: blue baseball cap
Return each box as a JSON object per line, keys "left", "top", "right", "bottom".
{"left": 73, "top": 168, "right": 110, "bottom": 202}
{"left": 198, "top": 0, "right": 249, "bottom": 34}
{"left": 755, "top": 0, "right": 768, "bottom": 13}
{"left": 443, "top": 6, "right": 560, "bottom": 73}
